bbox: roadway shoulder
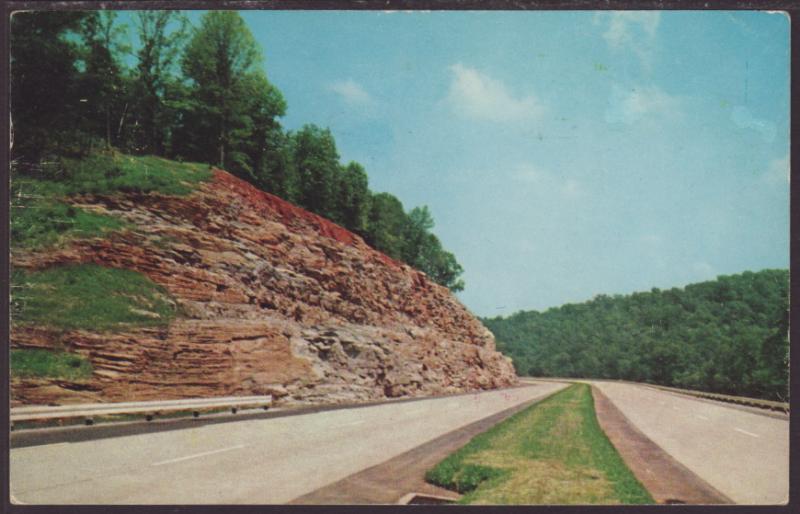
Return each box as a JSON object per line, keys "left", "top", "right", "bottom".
{"left": 591, "top": 385, "right": 732, "bottom": 505}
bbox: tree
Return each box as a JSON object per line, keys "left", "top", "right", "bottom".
{"left": 132, "top": 10, "right": 188, "bottom": 155}
{"left": 237, "top": 72, "right": 292, "bottom": 195}
{"left": 482, "top": 269, "right": 788, "bottom": 399}
{"left": 180, "top": 11, "right": 262, "bottom": 171}
{"left": 402, "top": 206, "right": 434, "bottom": 265}
{"left": 10, "top": 9, "right": 470, "bottom": 297}
{"left": 365, "top": 192, "right": 407, "bottom": 260}
{"left": 754, "top": 308, "right": 789, "bottom": 400}
{"left": 254, "top": 129, "right": 297, "bottom": 201}
{"left": 291, "top": 125, "right": 341, "bottom": 219}
{"left": 417, "top": 236, "right": 465, "bottom": 292}
{"left": 400, "top": 206, "right": 465, "bottom": 291}
{"left": 336, "top": 162, "right": 371, "bottom": 234}
{"left": 78, "top": 11, "right": 128, "bottom": 150}
{"left": 10, "top": 11, "right": 89, "bottom": 160}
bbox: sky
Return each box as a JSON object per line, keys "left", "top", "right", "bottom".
{"left": 171, "top": 10, "right": 789, "bottom": 317}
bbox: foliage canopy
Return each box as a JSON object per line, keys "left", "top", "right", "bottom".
{"left": 10, "top": 10, "right": 465, "bottom": 291}
{"left": 483, "top": 270, "right": 789, "bottom": 401}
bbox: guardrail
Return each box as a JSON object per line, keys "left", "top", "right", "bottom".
{"left": 522, "top": 377, "right": 789, "bottom": 414}
{"left": 11, "top": 395, "right": 272, "bottom": 428}
{"left": 640, "top": 384, "right": 789, "bottom": 413}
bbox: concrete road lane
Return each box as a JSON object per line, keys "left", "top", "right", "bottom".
{"left": 589, "top": 381, "right": 788, "bottom": 504}
{"left": 10, "top": 382, "right": 567, "bottom": 504}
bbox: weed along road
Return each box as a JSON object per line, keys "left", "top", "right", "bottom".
{"left": 589, "top": 381, "right": 789, "bottom": 504}
{"left": 10, "top": 382, "right": 567, "bottom": 504}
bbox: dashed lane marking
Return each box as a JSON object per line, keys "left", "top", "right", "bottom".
{"left": 332, "top": 420, "right": 366, "bottom": 428}
{"left": 152, "top": 444, "right": 247, "bottom": 466}
{"left": 404, "top": 408, "right": 430, "bottom": 415}
{"left": 734, "top": 427, "right": 760, "bottom": 438}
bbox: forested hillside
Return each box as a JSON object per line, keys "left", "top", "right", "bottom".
{"left": 483, "top": 270, "right": 789, "bottom": 401}
{"left": 11, "top": 10, "right": 464, "bottom": 291}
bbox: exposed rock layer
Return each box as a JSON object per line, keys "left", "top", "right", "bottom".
{"left": 11, "top": 168, "right": 517, "bottom": 406}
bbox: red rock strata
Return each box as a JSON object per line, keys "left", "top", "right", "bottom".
{"left": 11, "top": 168, "right": 516, "bottom": 407}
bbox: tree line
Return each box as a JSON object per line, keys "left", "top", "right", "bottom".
{"left": 482, "top": 270, "right": 789, "bottom": 401}
{"left": 11, "top": 10, "right": 464, "bottom": 291}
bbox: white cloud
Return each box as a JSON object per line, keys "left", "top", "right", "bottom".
{"left": 447, "top": 63, "right": 544, "bottom": 122}
{"left": 765, "top": 154, "right": 790, "bottom": 184}
{"left": 605, "top": 84, "right": 680, "bottom": 124}
{"left": 511, "top": 163, "right": 546, "bottom": 184}
{"left": 601, "top": 11, "right": 661, "bottom": 48}
{"left": 692, "top": 261, "right": 716, "bottom": 277}
{"left": 596, "top": 11, "right": 661, "bottom": 70}
{"left": 640, "top": 233, "right": 664, "bottom": 246}
{"left": 511, "top": 164, "right": 586, "bottom": 198}
{"left": 562, "top": 179, "right": 585, "bottom": 198}
{"left": 731, "top": 105, "right": 777, "bottom": 143}
{"left": 328, "top": 79, "right": 374, "bottom": 106}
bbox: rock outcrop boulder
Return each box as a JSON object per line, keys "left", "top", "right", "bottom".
{"left": 11, "top": 168, "right": 517, "bottom": 406}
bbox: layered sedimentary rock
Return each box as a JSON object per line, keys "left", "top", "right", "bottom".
{"left": 11, "top": 168, "right": 516, "bottom": 406}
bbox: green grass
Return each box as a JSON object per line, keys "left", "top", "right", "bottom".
{"left": 59, "top": 152, "right": 212, "bottom": 196}
{"left": 425, "top": 384, "right": 654, "bottom": 505}
{"left": 10, "top": 348, "right": 93, "bottom": 381}
{"left": 11, "top": 198, "right": 128, "bottom": 249}
{"left": 11, "top": 264, "right": 177, "bottom": 331}
{"left": 10, "top": 152, "right": 212, "bottom": 249}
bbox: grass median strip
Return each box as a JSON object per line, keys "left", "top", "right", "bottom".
{"left": 425, "top": 383, "right": 654, "bottom": 505}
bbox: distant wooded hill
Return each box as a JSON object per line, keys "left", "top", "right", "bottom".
{"left": 482, "top": 269, "right": 789, "bottom": 401}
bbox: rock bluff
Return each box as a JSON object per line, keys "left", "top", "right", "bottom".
{"left": 11, "top": 168, "right": 517, "bottom": 406}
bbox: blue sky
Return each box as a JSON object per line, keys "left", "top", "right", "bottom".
{"left": 156, "top": 10, "right": 790, "bottom": 316}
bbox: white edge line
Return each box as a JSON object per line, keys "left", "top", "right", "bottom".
{"left": 333, "top": 420, "right": 366, "bottom": 428}
{"left": 734, "top": 427, "right": 760, "bottom": 438}
{"left": 12, "top": 442, "right": 71, "bottom": 452}
{"left": 694, "top": 414, "right": 709, "bottom": 420}
{"left": 152, "top": 444, "right": 247, "bottom": 466}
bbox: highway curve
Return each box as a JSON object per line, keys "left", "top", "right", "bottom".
{"left": 589, "top": 380, "right": 788, "bottom": 504}
{"left": 10, "top": 381, "right": 567, "bottom": 504}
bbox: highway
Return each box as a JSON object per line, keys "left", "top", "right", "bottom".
{"left": 589, "top": 381, "right": 789, "bottom": 505}
{"left": 10, "top": 381, "right": 567, "bottom": 504}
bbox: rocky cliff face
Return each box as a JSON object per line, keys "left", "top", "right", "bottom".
{"left": 11, "top": 168, "right": 517, "bottom": 407}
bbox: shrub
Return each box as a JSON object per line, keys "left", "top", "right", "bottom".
{"left": 425, "top": 460, "right": 506, "bottom": 493}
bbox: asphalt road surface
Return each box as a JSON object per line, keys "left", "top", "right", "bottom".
{"left": 589, "top": 381, "right": 789, "bottom": 504}
{"left": 10, "top": 382, "right": 567, "bottom": 504}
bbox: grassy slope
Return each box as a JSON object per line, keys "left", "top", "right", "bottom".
{"left": 12, "top": 264, "right": 177, "bottom": 331}
{"left": 10, "top": 152, "right": 207, "bottom": 380}
{"left": 426, "top": 384, "right": 653, "bottom": 505}
{"left": 10, "top": 349, "right": 93, "bottom": 381}
{"left": 58, "top": 152, "right": 211, "bottom": 196}
{"left": 11, "top": 152, "right": 211, "bottom": 249}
